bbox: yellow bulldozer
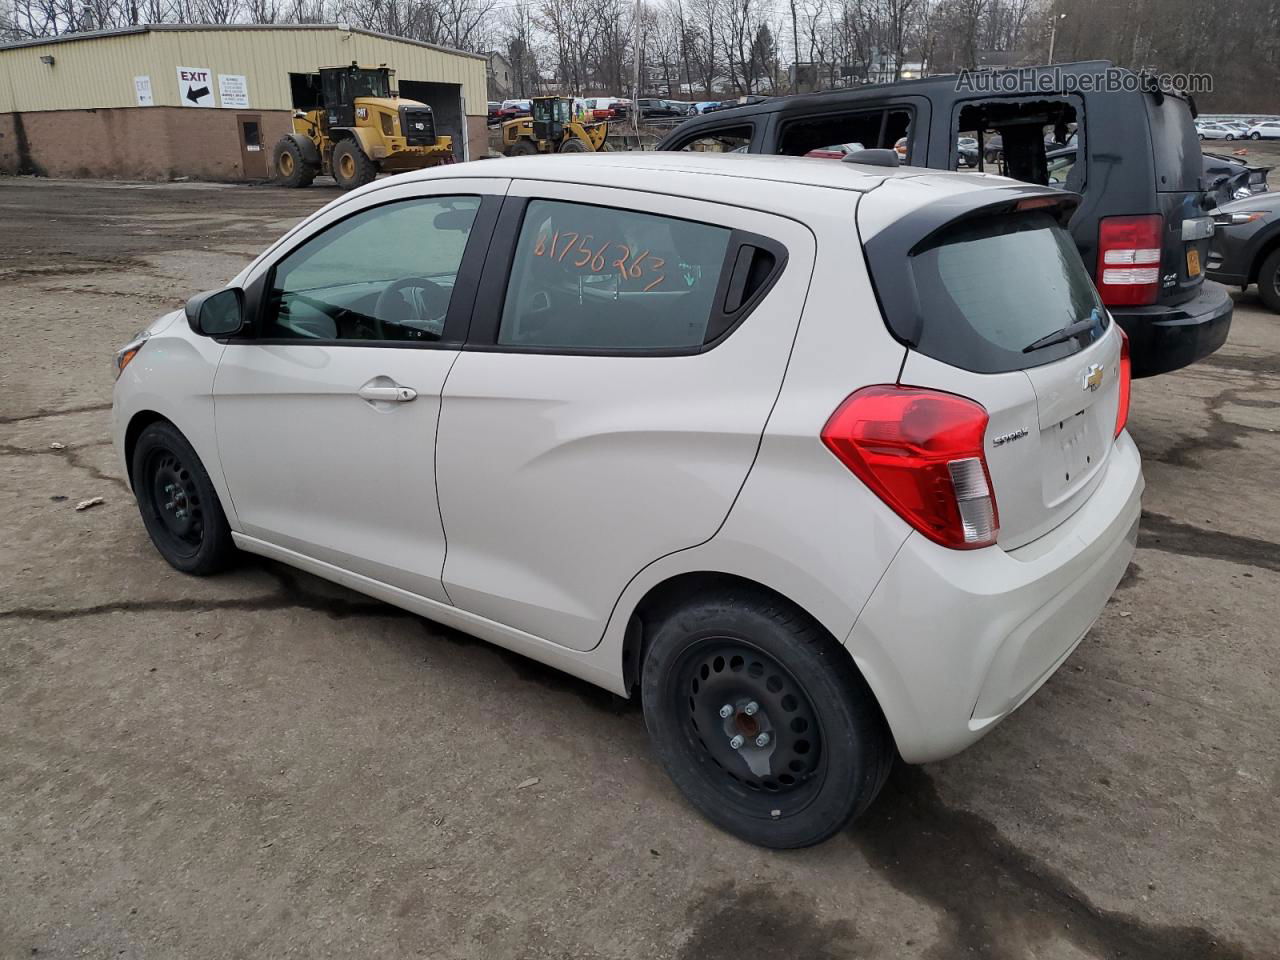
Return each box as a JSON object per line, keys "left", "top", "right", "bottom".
{"left": 272, "top": 64, "right": 455, "bottom": 191}
{"left": 502, "top": 96, "right": 610, "bottom": 155}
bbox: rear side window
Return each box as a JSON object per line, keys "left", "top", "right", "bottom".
{"left": 777, "top": 108, "right": 912, "bottom": 158}
{"left": 908, "top": 212, "right": 1104, "bottom": 373}
{"left": 672, "top": 125, "right": 753, "bottom": 152}
{"left": 498, "top": 200, "right": 733, "bottom": 350}
{"left": 1146, "top": 95, "right": 1201, "bottom": 192}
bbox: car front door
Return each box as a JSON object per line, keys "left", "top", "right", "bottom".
{"left": 213, "top": 179, "right": 503, "bottom": 603}
{"left": 434, "top": 180, "right": 817, "bottom": 651}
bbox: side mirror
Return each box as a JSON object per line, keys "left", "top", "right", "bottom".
{"left": 185, "top": 288, "right": 244, "bottom": 338}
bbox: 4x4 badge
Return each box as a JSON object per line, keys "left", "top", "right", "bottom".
{"left": 1083, "top": 363, "right": 1105, "bottom": 392}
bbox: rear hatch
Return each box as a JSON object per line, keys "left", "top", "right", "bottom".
{"left": 1146, "top": 93, "right": 1214, "bottom": 304}
{"left": 861, "top": 184, "right": 1125, "bottom": 549}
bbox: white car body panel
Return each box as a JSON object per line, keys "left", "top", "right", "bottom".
{"left": 435, "top": 179, "right": 820, "bottom": 652}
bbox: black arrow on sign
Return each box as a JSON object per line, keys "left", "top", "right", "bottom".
{"left": 186, "top": 85, "right": 210, "bottom": 103}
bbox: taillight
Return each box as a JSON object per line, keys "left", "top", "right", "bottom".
{"left": 1097, "top": 214, "right": 1163, "bottom": 306}
{"left": 1115, "top": 327, "right": 1131, "bottom": 438}
{"left": 821, "top": 385, "right": 999, "bottom": 550}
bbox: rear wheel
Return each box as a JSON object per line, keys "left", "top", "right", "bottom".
{"left": 272, "top": 137, "right": 315, "bottom": 188}
{"left": 640, "top": 589, "right": 893, "bottom": 848}
{"left": 1226, "top": 133, "right": 1235, "bottom": 141}
{"left": 559, "top": 136, "right": 589, "bottom": 153}
{"left": 131, "top": 421, "right": 236, "bottom": 575}
{"left": 505, "top": 139, "right": 539, "bottom": 156}
{"left": 1258, "top": 247, "right": 1280, "bottom": 313}
{"left": 331, "top": 139, "right": 377, "bottom": 190}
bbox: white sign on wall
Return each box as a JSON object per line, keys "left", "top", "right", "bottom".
{"left": 134, "top": 75, "right": 153, "bottom": 106}
{"left": 218, "top": 74, "right": 250, "bottom": 109}
{"left": 176, "top": 66, "right": 215, "bottom": 108}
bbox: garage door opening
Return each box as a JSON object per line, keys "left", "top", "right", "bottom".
{"left": 399, "top": 80, "right": 465, "bottom": 160}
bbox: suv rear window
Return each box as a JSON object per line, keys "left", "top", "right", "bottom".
{"left": 907, "top": 211, "right": 1105, "bottom": 373}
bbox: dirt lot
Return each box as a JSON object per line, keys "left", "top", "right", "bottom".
{"left": 1, "top": 176, "right": 1278, "bottom": 960}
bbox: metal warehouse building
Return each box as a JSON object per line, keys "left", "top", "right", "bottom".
{"left": 0, "top": 24, "right": 488, "bottom": 181}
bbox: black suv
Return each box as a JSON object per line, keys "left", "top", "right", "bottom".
{"left": 658, "top": 61, "right": 1232, "bottom": 378}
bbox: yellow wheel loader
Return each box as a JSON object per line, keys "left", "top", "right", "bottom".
{"left": 502, "top": 96, "right": 610, "bottom": 156}
{"left": 272, "top": 64, "right": 455, "bottom": 191}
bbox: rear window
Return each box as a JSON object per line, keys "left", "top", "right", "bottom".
{"left": 1147, "top": 94, "right": 1201, "bottom": 192}
{"left": 908, "top": 212, "right": 1105, "bottom": 373}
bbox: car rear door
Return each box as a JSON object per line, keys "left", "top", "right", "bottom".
{"left": 435, "top": 181, "right": 816, "bottom": 651}
{"left": 1147, "top": 94, "right": 1215, "bottom": 302}
{"left": 860, "top": 179, "right": 1127, "bottom": 550}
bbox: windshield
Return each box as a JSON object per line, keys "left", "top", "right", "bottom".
{"left": 908, "top": 211, "right": 1105, "bottom": 374}
{"left": 347, "top": 69, "right": 391, "bottom": 99}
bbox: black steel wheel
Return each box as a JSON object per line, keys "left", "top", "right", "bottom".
{"left": 641, "top": 588, "right": 894, "bottom": 848}
{"left": 131, "top": 420, "right": 235, "bottom": 575}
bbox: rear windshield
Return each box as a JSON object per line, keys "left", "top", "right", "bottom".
{"left": 909, "top": 211, "right": 1105, "bottom": 374}
{"left": 1147, "top": 94, "right": 1201, "bottom": 192}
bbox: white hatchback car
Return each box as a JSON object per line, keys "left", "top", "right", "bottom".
{"left": 113, "top": 153, "right": 1142, "bottom": 848}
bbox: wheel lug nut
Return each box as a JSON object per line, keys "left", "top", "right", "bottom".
{"left": 719, "top": 704, "right": 733, "bottom": 719}
{"left": 729, "top": 734, "right": 745, "bottom": 750}
{"left": 755, "top": 732, "right": 771, "bottom": 747}
{"left": 744, "top": 701, "right": 759, "bottom": 716}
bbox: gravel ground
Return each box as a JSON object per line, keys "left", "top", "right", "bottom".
{"left": 1, "top": 175, "right": 1278, "bottom": 960}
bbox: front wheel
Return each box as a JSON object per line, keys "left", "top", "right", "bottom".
{"left": 331, "top": 139, "right": 378, "bottom": 190}
{"left": 1226, "top": 133, "right": 1235, "bottom": 141}
{"left": 640, "top": 589, "right": 894, "bottom": 848}
{"left": 1251, "top": 132, "right": 1262, "bottom": 140}
{"left": 272, "top": 137, "right": 315, "bottom": 187}
{"left": 1258, "top": 247, "right": 1280, "bottom": 313}
{"left": 131, "top": 421, "right": 236, "bottom": 575}
{"left": 558, "top": 136, "right": 589, "bottom": 153}
{"left": 504, "top": 139, "right": 539, "bottom": 157}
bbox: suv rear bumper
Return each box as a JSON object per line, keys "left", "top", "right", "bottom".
{"left": 1112, "top": 281, "right": 1233, "bottom": 378}
{"left": 844, "top": 432, "right": 1143, "bottom": 764}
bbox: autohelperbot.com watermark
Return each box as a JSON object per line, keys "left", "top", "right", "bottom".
{"left": 955, "top": 66, "right": 1213, "bottom": 96}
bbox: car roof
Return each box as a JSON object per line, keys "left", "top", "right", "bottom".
{"left": 385, "top": 151, "right": 1023, "bottom": 204}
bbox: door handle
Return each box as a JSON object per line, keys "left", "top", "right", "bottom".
{"left": 358, "top": 384, "right": 417, "bottom": 403}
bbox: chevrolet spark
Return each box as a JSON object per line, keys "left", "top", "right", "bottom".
{"left": 113, "top": 153, "right": 1142, "bottom": 848}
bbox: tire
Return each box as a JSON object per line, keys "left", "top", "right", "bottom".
{"left": 131, "top": 421, "right": 236, "bottom": 576}
{"left": 1258, "top": 247, "right": 1280, "bottom": 314}
{"left": 640, "top": 588, "right": 894, "bottom": 848}
{"left": 504, "top": 139, "right": 539, "bottom": 156}
{"left": 559, "top": 136, "right": 589, "bottom": 153}
{"left": 1251, "top": 132, "right": 1262, "bottom": 140}
{"left": 1198, "top": 134, "right": 1205, "bottom": 141}
{"left": 331, "top": 139, "right": 377, "bottom": 190}
{"left": 272, "top": 137, "right": 315, "bottom": 187}
{"left": 1226, "top": 133, "right": 1235, "bottom": 141}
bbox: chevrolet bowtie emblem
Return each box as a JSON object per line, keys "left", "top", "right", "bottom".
{"left": 1083, "top": 363, "right": 1105, "bottom": 392}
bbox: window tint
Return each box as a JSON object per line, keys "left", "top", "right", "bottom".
{"left": 498, "top": 199, "right": 732, "bottom": 350}
{"left": 262, "top": 196, "right": 479, "bottom": 343}
{"left": 675, "top": 125, "right": 753, "bottom": 152}
{"left": 908, "top": 211, "right": 1104, "bottom": 373}
{"left": 778, "top": 108, "right": 911, "bottom": 158}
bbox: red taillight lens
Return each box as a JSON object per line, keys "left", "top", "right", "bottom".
{"left": 1096, "top": 214, "right": 1163, "bottom": 307}
{"left": 1115, "top": 326, "right": 1131, "bottom": 438}
{"left": 821, "top": 385, "right": 999, "bottom": 550}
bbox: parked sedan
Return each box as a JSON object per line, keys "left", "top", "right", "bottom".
{"left": 1197, "top": 121, "right": 1241, "bottom": 141}
{"left": 498, "top": 99, "right": 531, "bottom": 120}
{"left": 113, "top": 152, "right": 1140, "bottom": 849}
{"left": 1208, "top": 190, "right": 1280, "bottom": 311}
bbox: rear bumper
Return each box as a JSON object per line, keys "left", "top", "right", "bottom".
{"left": 1112, "top": 281, "right": 1233, "bottom": 378}
{"left": 845, "top": 432, "right": 1143, "bottom": 764}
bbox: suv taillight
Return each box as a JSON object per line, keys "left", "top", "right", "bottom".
{"left": 1115, "top": 327, "right": 1131, "bottom": 438}
{"left": 821, "top": 385, "right": 999, "bottom": 550}
{"left": 1097, "top": 214, "right": 1163, "bottom": 306}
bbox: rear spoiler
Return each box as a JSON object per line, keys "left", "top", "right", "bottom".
{"left": 861, "top": 186, "right": 1082, "bottom": 349}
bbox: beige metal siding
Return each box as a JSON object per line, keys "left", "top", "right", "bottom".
{"left": 0, "top": 27, "right": 487, "bottom": 115}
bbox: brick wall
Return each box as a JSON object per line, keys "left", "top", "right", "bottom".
{"left": 1, "top": 106, "right": 493, "bottom": 179}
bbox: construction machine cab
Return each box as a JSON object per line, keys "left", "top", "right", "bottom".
{"left": 532, "top": 97, "right": 573, "bottom": 142}
{"left": 318, "top": 65, "right": 394, "bottom": 127}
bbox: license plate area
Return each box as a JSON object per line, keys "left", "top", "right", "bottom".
{"left": 1187, "top": 247, "right": 1201, "bottom": 276}
{"left": 1042, "top": 410, "right": 1104, "bottom": 504}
